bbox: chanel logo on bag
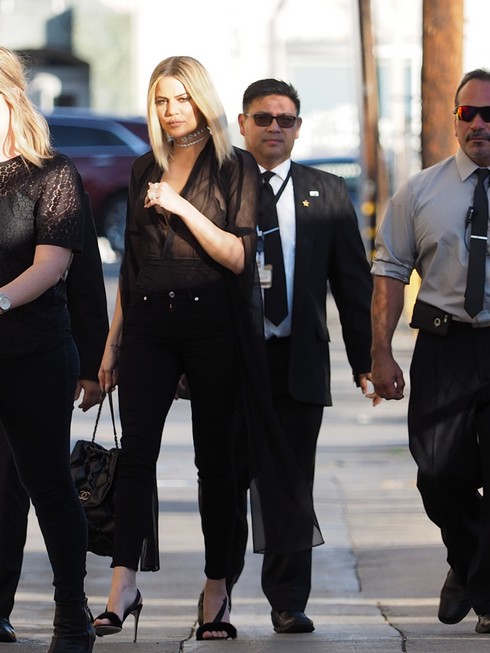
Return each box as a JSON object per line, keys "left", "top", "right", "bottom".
{"left": 79, "top": 490, "right": 91, "bottom": 502}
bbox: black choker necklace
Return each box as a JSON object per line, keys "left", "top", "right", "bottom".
{"left": 174, "top": 126, "right": 209, "bottom": 148}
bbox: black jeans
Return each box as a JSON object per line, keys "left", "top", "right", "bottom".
{"left": 0, "top": 424, "right": 29, "bottom": 617}
{"left": 0, "top": 338, "right": 87, "bottom": 604}
{"left": 114, "top": 283, "right": 239, "bottom": 579}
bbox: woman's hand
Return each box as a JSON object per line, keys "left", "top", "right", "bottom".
{"left": 359, "top": 373, "right": 383, "bottom": 407}
{"left": 145, "top": 181, "right": 185, "bottom": 215}
{"left": 98, "top": 344, "right": 119, "bottom": 394}
{"left": 75, "top": 379, "right": 104, "bottom": 411}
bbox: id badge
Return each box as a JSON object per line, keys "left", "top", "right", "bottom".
{"left": 259, "top": 263, "right": 273, "bottom": 289}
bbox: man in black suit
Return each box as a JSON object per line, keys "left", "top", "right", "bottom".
{"left": 232, "top": 79, "right": 376, "bottom": 633}
{"left": 0, "top": 194, "right": 109, "bottom": 642}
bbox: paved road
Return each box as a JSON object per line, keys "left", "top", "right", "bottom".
{"left": 3, "top": 269, "right": 488, "bottom": 652}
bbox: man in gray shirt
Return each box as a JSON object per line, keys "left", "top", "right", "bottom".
{"left": 371, "top": 68, "right": 490, "bottom": 633}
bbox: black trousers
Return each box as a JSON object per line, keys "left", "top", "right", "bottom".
{"left": 0, "top": 426, "right": 29, "bottom": 618}
{"left": 230, "top": 336, "right": 323, "bottom": 612}
{"left": 114, "top": 284, "right": 239, "bottom": 579}
{"left": 0, "top": 338, "right": 87, "bottom": 606}
{"left": 409, "top": 323, "right": 490, "bottom": 614}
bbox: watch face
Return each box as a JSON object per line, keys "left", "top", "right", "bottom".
{"left": 0, "top": 295, "right": 11, "bottom": 311}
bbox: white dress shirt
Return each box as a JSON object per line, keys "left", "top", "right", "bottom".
{"left": 258, "top": 160, "right": 296, "bottom": 339}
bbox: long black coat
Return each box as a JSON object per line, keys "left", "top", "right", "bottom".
{"left": 67, "top": 193, "right": 109, "bottom": 381}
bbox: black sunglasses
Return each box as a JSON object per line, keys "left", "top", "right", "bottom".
{"left": 453, "top": 105, "right": 490, "bottom": 123}
{"left": 245, "top": 112, "right": 298, "bottom": 128}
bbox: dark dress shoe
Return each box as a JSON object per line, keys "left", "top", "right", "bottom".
{"left": 476, "top": 614, "right": 490, "bottom": 633}
{"left": 438, "top": 569, "right": 472, "bottom": 624}
{"left": 271, "top": 610, "right": 314, "bottom": 633}
{"left": 0, "top": 618, "right": 16, "bottom": 643}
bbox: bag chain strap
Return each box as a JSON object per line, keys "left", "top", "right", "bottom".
{"left": 91, "top": 392, "right": 119, "bottom": 448}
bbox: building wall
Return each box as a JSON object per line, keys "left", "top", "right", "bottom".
{"left": 6, "top": 0, "right": 487, "bottom": 172}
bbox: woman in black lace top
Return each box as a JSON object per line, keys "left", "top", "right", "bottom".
{"left": 0, "top": 47, "right": 94, "bottom": 652}
{"left": 95, "top": 56, "right": 259, "bottom": 641}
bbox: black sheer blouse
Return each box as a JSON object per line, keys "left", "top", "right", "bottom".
{"left": 0, "top": 154, "right": 84, "bottom": 357}
{"left": 120, "top": 141, "right": 258, "bottom": 308}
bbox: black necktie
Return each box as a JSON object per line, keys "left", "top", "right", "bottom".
{"left": 464, "top": 168, "right": 490, "bottom": 317}
{"left": 258, "top": 171, "right": 288, "bottom": 325}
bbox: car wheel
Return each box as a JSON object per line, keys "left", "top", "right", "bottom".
{"left": 102, "top": 192, "right": 127, "bottom": 253}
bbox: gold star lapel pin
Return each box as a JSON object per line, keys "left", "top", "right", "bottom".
{"left": 303, "top": 190, "right": 319, "bottom": 206}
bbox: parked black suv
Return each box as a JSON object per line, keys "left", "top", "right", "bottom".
{"left": 46, "top": 110, "right": 149, "bottom": 253}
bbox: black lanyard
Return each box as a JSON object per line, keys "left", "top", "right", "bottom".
{"left": 257, "top": 167, "right": 292, "bottom": 244}
{"left": 271, "top": 167, "right": 292, "bottom": 205}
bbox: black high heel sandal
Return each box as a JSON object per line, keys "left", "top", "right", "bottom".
{"left": 196, "top": 596, "right": 237, "bottom": 641}
{"left": 94, "top": 589, "right": 143, "bottom": 642}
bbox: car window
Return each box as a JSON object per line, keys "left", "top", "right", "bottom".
{"left": 306, "top": 160, "right": 361, "bottom": 194}
{"left": 50, "top": 124, "right": 127, "bottom": 148}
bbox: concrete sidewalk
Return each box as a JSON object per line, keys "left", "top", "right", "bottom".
{"left": 2, "top": 289, "right": 488, "bottom": 652}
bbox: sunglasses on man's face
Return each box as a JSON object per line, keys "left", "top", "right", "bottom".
{"left": 245, "top": 112, "right": 298, "bottom": 128}
{"left": 453, "top": 105, "right": 490, "bottom": 123}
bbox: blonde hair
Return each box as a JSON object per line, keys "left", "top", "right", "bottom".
{"left": 0, "top": 46, "right": 53, "bottom": 167}
{"left": 147, "top": 55, "right": 232, "bottom": 170}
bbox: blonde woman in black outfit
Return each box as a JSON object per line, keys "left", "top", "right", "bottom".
{"left": 95, "top": 55, "right": 259, "bottom": 641}
{"left": 0, "top": 47, "right": 94, "bottom": 653}
{"left": 0, "top": 193, "right": 108, "bottom": 644}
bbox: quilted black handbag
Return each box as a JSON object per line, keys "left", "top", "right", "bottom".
{"left": 70, "top": 393, "right": 160, "bottom": 571}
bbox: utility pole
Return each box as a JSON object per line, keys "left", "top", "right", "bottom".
{"left": 421, "top": 0, "right": 464, "bottom": 169}
{"left": 357, "top": 0, "right": 387, "bottom": 257}
{"left": 406, "top": 0, "right": 463, "bottom": 310}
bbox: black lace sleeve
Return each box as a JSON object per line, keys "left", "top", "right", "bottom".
{"left": 34, "top": 154, "right": 84, "bottom": 252}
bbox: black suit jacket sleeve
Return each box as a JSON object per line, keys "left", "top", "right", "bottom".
{"left": 289, "top": 163, "right": 372, "bottom": 405}
{"left": 67, "top": 193, "right": 109, "bottom": 381}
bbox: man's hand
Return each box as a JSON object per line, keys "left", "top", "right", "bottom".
{"left": 74, "top": 379, "right": 104, "bottom": 412}
{"left": 371, "top": 351, "right": 405, "bottom": 400}
{"left": 370, "top": 276, "right": 406, "bottom": 401}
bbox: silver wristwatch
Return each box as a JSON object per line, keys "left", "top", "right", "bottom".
{"left": 0, "top": 294, "right": 11, "bottom": 314}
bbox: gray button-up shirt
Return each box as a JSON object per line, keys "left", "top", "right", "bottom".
{"left": 372, "top": 148, "right": 490, "bottom": 325}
